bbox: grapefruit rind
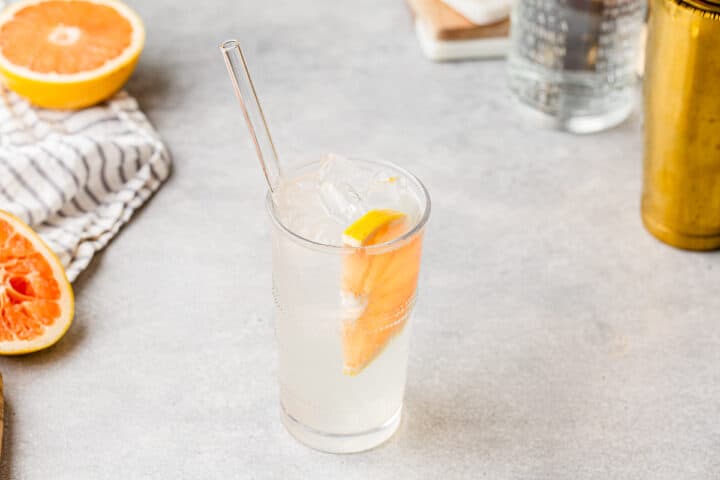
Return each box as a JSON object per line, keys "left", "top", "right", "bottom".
{"left": 342, "top": 209, "right": 406, "bottom": 247}
{"left": 0, "top": 0, "right": 145, "bottom": 109}
{"left": 0, "top": 210, "right": 74, "bottom": 355}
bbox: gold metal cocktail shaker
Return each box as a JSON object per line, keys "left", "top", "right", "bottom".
{"left": 642, "top": 0, "right": 720, "bottom": 250}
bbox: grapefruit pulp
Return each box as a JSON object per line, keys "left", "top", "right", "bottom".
{"left": 0, "top": 211, "right": 74, "bottom": 354}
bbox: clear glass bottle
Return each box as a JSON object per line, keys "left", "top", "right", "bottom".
{"left": 507, "top": 0, "right": 646, "bottom": 133}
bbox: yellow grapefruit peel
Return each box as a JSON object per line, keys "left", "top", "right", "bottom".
{"left": 342, "top": 209, "right": 406, "bottom": 247}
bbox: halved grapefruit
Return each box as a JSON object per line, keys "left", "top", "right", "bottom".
{"left": 0, "top": 0, "right": 145, "bottom": 109}
{"left": 0, "top": 211, "right": 74, "bottom": 354}
{"left": 342, "top": 210, "right": 423, "bottom": 375}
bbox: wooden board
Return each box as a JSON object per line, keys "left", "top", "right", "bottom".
{"left": 407, "top": 0, "right": 509, "bottom": 41}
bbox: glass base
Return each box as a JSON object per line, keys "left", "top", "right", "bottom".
{"left": 507, "top": 59, "right": 637, "bottom": 134}
{"left": 280, "top": 404, "right": 402, "bottom": 454}
{"left": 511, "top": 94, "right": 634, "bottom": 134}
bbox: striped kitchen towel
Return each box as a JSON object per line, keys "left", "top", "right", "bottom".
{"left": 0, "top": 88, "right": 171, "bottom": 281}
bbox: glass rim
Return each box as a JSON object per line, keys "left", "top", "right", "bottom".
{"left": 265, "top": 158, "right": 431, "bottom": 254}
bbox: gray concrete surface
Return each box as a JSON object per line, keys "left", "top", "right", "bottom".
{"left": 2, "top": 0, "right": 720, "bottom": 478}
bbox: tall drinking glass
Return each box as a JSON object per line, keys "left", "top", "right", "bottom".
{"left": 267, "top": 158, "right": 430, "bottom": 453}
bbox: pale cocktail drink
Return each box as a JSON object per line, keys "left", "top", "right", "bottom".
{"left": 268, "top": 155, "right": 430, "bottom": 453}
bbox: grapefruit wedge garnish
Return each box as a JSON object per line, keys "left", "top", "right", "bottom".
{"left": 342, "top": 209, "right": 423, "bottom": 375}
{"left": 0, "top": 0, "right": 145, "bottom": 109}
{"left": 0, "top": 211, "right": 74, "bottom": 354}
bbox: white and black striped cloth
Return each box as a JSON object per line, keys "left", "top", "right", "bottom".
{"left": 0, "top": 88, "right": 171, "bottom": 281}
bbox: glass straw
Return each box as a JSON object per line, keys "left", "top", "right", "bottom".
{"left": 220, "top": 39, "right": 282, "bottom": 193}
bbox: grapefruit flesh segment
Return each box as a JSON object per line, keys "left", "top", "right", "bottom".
{"left": 0, "top": 211, "right": 73, "bottom": 353}
{"left": 0, "top": 1, "right": 133, "bottom": 74}
{"left": 342, "top": 219, "right": 423, "bottom": 375}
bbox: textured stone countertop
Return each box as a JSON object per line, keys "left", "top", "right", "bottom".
{"left": 1, "top": 0, "right": 719, "bottom": 478}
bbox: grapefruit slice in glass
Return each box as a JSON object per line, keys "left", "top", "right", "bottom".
{"left": 342, "top": 210, "right": 423, "bottom": 375}
{"left": 0, "top": 211, "right": 74, "bottom": 354}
